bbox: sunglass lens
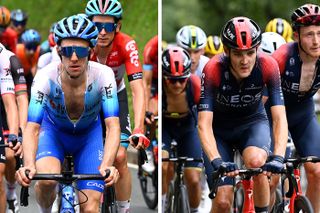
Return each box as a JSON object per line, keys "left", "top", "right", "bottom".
{"left": 94, "top": 22, "right": 116, "bottom": 32}
{"left": 61, "top": 46, "right": 89, "bottom": 58}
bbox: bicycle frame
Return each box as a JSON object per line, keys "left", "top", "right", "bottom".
{"left": 241, "top": 177, "right": 255, "bottom": 213}
{"left": 288, "top": 167, "right": 302, "bottom": 212}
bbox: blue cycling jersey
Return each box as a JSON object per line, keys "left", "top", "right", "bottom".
{"left": 28, "top": 61, "right": 119, "bottom": 133}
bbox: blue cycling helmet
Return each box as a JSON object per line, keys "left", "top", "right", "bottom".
{"left": 10, "top": 9, "right": 28, "bottom": 22}
{"left": 54, "top": 14, "right": 99, "bottom": 47}
{"left": 85, "top": 0, "right": 122, "bottom": 20}
{"left": 21, "top": 29, "right": 41, "bottom": 45}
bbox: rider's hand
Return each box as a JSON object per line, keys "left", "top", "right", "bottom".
{"left": 145, "top": 111, "right": 154, "bottom": 125}
{"left": 15, "top": 166, "right": 36, "bottom": 187}
{"left": 211, "top": 158, "right": 239, "bottom": 177}
{"left": 129, "top": 128, "right": 150, "bottom": 149}
{"left": 99, "top": 166, "right": 119, "bottom": 187}
{"left": 262, "top": 155, "right": 284, "bottom": 176}
{"left": 7, "top": 134, "right": 22, "bottom": 156}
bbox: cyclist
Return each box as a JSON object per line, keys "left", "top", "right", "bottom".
{"left": 162, "top": 46, "right": 203, "bottom": 212}
{"left": 0, "top": 6, "right": 18, "bottom": 53}
{"left": 9, "top": 9, "right": 28, "bottom": 43}
{"left": 142, "top": 35, "right": 158, "bottom": 173}
{"left": 39, "top": 22, "right": 57, "bottom": 55}
{"left": 1, "top": 48, "right": 28, "bottom": 213}
{"left": 198, "top": 17, "right": 288, "bottom": 213}
{"left": 0, "top": 43, "right": 22, "bottom": 213}
{"left": 265, "top": 18, "right": 294, "bottom": 42}
{"left": 85, "top": 1, "right": 150, "bottom": 212}
{"left": 259, "top": 32, "right": 286, "bottom": 55}
{"left": 16, "top": 29, "right": 41, "bottom": 98}
{"left": 15, "top": 14, "right": 120, "bottom": 213}
{"left": 270, "top": 3, "right": 320, "bottom": 212}
{"left": 204, "top": 35, "right": 224, "bottom": 58}
{"left": 176, "top": 25, "right": 209, "bottom": 77}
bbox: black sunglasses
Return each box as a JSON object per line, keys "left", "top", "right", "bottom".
{"left": 12, "top": 20, "right": 27, "bottom": 27}
{"left": 25, "top": 42, "right": 38, "bottom": 51}
{"left": 166, "top": 77, "right": 188, "bottom": 84}
{"left": 94, "top": 22, "right": 117, "bottom": 33}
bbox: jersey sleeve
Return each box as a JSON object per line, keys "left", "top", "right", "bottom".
{"left": 143, "top": 36, "right": 158, "bottom": 72}
{"left": 9, "top": 54, "right": 27, "bottom": 94}
{"left": 190, "top": 74, "right": 201, "bottom": 105}
{"left": 0, "top": 51, "right": 15, "bottom": 96}
{"left": 260, "top": 54, "right": 284, "bottom": 106}
{"left": 27, "top": 70, "right": 49, "bottom": 124}
{"left": 272, "top": 43, "right": 291, "bottom": 75}
{"left": 123, "top": 38, "right": 143, "bottom": 81}
{"left": 100, "top": 67, "right": 119, "bottom": 119}
{"left": 198, "top": 56, "right": 221, "bottom": 112}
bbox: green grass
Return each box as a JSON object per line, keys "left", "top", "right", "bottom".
{"left": 1, "top": 0, "right": 158, "bottom": 127}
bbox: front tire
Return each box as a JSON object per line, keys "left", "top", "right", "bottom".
{"left": 294, "top": 195, "right": 313, "bottom": 213}
{"left": 177, "top": 185, "right": 190, "bottom": 213}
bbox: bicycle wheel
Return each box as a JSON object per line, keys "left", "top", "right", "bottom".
{"left": 138, "top": 152, "right": 158, "bottom": 209}
{"left": 294, "top": 195, "right": 313, "bottom": 213}
{"left": 101, "top": 186, "right": 118, "bottom": 213}
{"left": 176, "top": 185, "right": 190, "bottom": 213}
{"left": 165, "top": 181, "right": 175, "bottom": 213}
{"left": 233, "top": 182, "right": 244, "bottom": 213}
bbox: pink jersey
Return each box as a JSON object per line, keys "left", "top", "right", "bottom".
{"left": 91, "top": 32, "right": 142, "bottom": 92}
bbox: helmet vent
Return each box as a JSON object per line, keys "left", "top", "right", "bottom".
{"left": 174, "top": 61, "right": 179, "bottom": 74}
{"left": 241, "top": 32, "right": 247, "bottom": 46}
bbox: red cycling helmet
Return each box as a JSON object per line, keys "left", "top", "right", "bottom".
{"left": 291, "top": 4, "right": 320, "bottom": 31}
{"left": 221, "top": 16, "right": 261, "bottom": 50}
{"left": 162, "top": 46, "right": 191, "bottom": 79}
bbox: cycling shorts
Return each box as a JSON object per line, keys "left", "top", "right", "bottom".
{"left": 36, "top": 117, "right": 105, "bottom": 192}
{"left": 203, "top": 119, "right": 271, "bottom": 188}
{"left": 162, "top": 114, "right": 203, "bottom": 168}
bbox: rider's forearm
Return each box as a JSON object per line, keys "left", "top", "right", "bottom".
{"left": 16, "top": 93, "right": 29, "bottom": 131}
{"left": 3, "top": 94, "right": 19, "bottom": 135}
{"left": 143, "top": 71, "right": 152, "bottom": 110}
{"left": 130, "top": 79, "right": 146, "bottom": 130}
{"left": 271, "top": 105, "right": 288, "bottom": 157}
{"left": 198, "top": 111, "right": 220, "bottom": 161}
{"left": 102, "top": 117, "right": 121, "bottom": 167}
{"left": 23, "top": 122, "right": 40, "bottom": 167}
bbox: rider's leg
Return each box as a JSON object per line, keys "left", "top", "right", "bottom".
{"left": 35, "top": 156, "right": 61, "bottom": 210}
{"left": 78, "top": 190, "right": 101, "bottom": 213}
{"left": 5, "top": 148, "right": 17, "bottom": 198}
{"left": 0, "top": 163, "right": 6, "bottom": 213}
{"left": 305, "top": 162, "right": 320, "bottom": 212}
{"left": 242, "top": 146, "right": 269, "bottom": 211}
{"left": 184, "top": 168, "right": 201, "bottom": 209}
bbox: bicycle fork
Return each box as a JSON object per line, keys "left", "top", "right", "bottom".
{"left": 288, "top": 168, "right": 302, "bottom": 213}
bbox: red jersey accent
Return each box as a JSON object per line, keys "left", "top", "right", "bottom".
{"left": 143, "top": 35, "right": 158, "bottom": 79}
{"left": 0, "top": 27, "right": 18, "bottom": 53}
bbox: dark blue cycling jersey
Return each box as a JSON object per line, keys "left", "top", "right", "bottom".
{"left": 271, "top": 42, "right": 320, "bottom": 157}
{"left": 199, "top": 53, "right": 284, "bottom": 128}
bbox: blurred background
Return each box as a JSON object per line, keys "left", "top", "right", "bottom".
{"left": 162, "top": 0, "right": 319, "bottom": 42}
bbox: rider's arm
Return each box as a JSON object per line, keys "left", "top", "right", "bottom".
{"left": 130, "top": 79, "right": 146, "bottom": 130}
{"left": 270, "top": 105, "right": 288, "bottom": 156}
{"left": 102, "top": 117, "right": 120, "bottom": 167}
{"left": 10, "top": 54, "right": 29, "bottom": 131}
{"left": 198, "top": 111, "right": 220, "bottom": 161}
{"left": 2, "top": 93, "right": 19, "bottom": 135}
{"left": 143, "top": 69, "right": 153, "bottom": 112}
{"left": 22, "top": 122, "right": 40, "bottom": 168}
{"left": 263, "top": 55, "right": 288, "bottom": 157}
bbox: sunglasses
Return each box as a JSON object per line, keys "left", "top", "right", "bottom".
{"left": 60, "top": 46, "right": 90, "bottom": 58}
{"left": 25, "top": 42, "right": 38, "bottom": 51}
{"left": 297, "top": 15, "right": 320, "bottom": 26}
{"left": 165, "top": 77, "right": 188, "bottom": 84}
{"left": 94, "top": 22, "right": 117, "bottom": 33}
{"left": 12, "top": 20, "right": 27, "bottom": 27}
{"left": 0, "top": 26, "right": 6, "bottom": 33}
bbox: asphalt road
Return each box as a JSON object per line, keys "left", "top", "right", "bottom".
{"left": 13, "top": 166, "right": 157, "bottom": 213}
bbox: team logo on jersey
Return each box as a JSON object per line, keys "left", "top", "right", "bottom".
{"left": 289, "top": 57, "right": 295, "bottom": 66}
{"left": 35, "top": 91, "right": 45, "bottom": 104}
{"left": 125, "top": 40, "right": 139, "bottom": 67}
{"left": 88, "top": 84, "right": 92, "bottom": 92}
{"left": 4, "top": 68, "right": 11, "bottom": 76}
{"left": 105, "top": 84, "right": 113, "bottom": 99}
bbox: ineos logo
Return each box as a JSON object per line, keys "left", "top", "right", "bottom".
{"left": 226, "top": 29, "right": 235, "bottom": 39}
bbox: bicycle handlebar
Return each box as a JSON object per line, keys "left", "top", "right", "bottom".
{"left": 209, "top": 168, "right": 263, "bottom": 199}
{"left": 121, "top": 136, "right": 148, "bottom": 164}
{"left": 20, "top": 169, "right": 111, "bottom": 207}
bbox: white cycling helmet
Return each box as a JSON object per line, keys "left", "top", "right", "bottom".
{"left": 176, "top": 25, "right": 207, "bottom": 50}
{"left": 259, "top": 32, "right": 286, "bottom": 55}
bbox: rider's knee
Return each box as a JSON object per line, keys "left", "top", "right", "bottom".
{"left": 306, "top": 164, "right": 320, "bottom": 181}
{"left": 37, "top": 180, "right": 57, "bottom": 191}
{"left": 246, "top": 156, "right": 265, "bottom": 168}
{"left": 114, "top": 148, "right": 128, "bottom": 167}
{"left": 5, "top": 149, "right": 15, "bottom": 161}
{"left": 80, "top": 203, "right": 99, "bottom": 213}
{"left": 214, "top": 197, "right": 232, "bottom": 211}
{"left": 184, "top": 169, "right": 201, "bottom": 188}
